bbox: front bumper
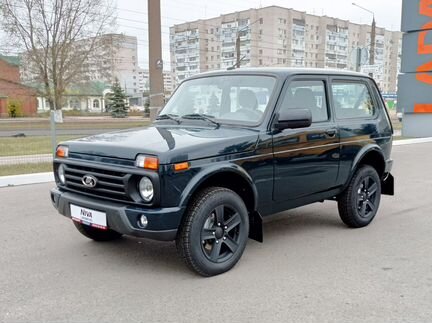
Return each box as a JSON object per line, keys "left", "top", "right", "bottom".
{"left": 50, "top": 187, "right": 184, "bottom": 241}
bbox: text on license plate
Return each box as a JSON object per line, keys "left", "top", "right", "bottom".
{"left": 70, "top": 204, "right": 107, "bottom": 230}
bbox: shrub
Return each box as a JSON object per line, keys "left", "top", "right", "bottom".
{"left": 7, "top": 99, "right": 23, "bottom": 118}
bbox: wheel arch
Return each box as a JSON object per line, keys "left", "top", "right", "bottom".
{"left": 180, "top": 164, "right": 257, "bottom": 211}
{"left": 178, "top": 164, "right": 263, "bottom": 242}
{"left": 352, "top": 145, "right": 386, "bottom": 178}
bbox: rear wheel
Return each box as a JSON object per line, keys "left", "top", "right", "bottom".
{"left": 338, "top": 165, "right": 382, "bottom": 228}
{"left": 73, "top": 221, "right": 123, "bottom": 241}
{"left": 176, "top": 187, "right": 249, "bottom": 277}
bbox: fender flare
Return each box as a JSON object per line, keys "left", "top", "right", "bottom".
{"left": 351, "top": 144, "right": 386, "bottom": 174}
{"left": 178, "top": 163, "right": 259, "bottom": 211}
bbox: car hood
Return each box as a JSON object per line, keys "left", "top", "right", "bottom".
{"left": 64, "top": 125, "right": 260, "bottom": 164}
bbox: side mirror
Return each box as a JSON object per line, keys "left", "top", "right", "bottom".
{"left": 274, "top": 108, "right": 312, "bottom": 130}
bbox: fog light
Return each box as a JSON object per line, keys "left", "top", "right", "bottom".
{"left": 139, "top": 215, "right": 148, "bottom": 228}
{"left": 58, "top": 164, "right": 66, "bottom": 184}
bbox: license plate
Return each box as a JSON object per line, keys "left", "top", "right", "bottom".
{"left": 70, "top": 204, "right": 107, "bottom": 230}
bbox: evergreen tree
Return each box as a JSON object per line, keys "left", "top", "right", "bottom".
{"left": 107, "top": 78, "right": 129, "bottom": 118}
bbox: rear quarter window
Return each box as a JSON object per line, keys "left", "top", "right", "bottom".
{"left": 331, "top": 81, "right": 375, "bottom": 119}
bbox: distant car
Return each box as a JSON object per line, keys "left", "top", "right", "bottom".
{"left": 51, "top": 68, "right": 394, "bottom": 277}
{"left": 397, "top": 111, "right": 403, "bottom": 122}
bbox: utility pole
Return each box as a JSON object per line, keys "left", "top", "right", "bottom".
{"left": 352, "top": 2, "right": 376, "bottom": 77}
{"left": 370, "top": 16, "right": 376, "bottom": 66}
{"left": 147, "top": 0, "right": 164, "bottom": 121}
{"left": 234, "top": 18, "right": 262, "bottom": 70}
{"left": 356, "top": 48, "right": 362, "bottom": 72}
{"left": 236, "top": 33, "right": 241, "bottom": 68}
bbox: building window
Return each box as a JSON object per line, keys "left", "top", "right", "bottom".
{"left": 69, "top": 99, "right": 80, "bottom": 110}
{"left": 259, "top": 59, "right": 263, "bottom": 65}
{"left": 259, "top": 18, "right": 263, "bottom": 24}
{"left": 93, "top": 99, "right": 100, "bottom": 109}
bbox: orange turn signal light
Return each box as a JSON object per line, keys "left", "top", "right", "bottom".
{"left": 136, "top": 155, "right": 159, "bottom": 170}
{"left": 144, "top": 157, "right": 159, "bottom": 170}
{"left": 56, "top": 146, "right": 69, "bottom": 158}
{"left": 174, "top": 162, "right": 190, "bottom": 172}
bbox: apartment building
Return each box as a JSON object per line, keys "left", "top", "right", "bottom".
{"left": 138, "top": 68, "right": 175, "bottom": 96}
{"left": 21, "top": 34, "right": 141, "bottom": 97}
{"left": 169, "top": 6, "right": 402, "bottom": 93}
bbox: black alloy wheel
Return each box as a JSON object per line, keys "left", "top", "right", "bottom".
{"left": 338, "top": 165, "right": 382, "bottom": 228}
{"left": 200, "top": 204, "right": 242, "bottom": 263}
{"left": 176, "top": 187, "right": 249, "bottom": 277}
{"left": 356, "top": 175, "right": 379, "bottom": 218}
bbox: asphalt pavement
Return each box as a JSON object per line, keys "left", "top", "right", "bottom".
{"left": 1, "top": 143, "right": 431, "bottom": 322}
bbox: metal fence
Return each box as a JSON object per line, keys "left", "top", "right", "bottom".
{"left": 0, "top": 115, "right": 150, "bottom": 176}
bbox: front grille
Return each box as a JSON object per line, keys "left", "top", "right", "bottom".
{"left": 63, "top": 163, "right": 132, "bottom": 202}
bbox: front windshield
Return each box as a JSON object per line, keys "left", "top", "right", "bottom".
{"left": 159, "top": 75, "right": 276, "bottom": 125}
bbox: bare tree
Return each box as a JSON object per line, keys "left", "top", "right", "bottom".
{"left": 0, "top": 0, "right": 116, "bottom": 110}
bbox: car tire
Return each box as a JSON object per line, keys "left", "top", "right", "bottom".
{"left": 338, "top": 165, "right": 382, "bottom": 228}
{"left": 176, "top": 187, "right": 249, "bottom": 277}
{"left": 73, "top": 221, "right": 123, "bottom": 241}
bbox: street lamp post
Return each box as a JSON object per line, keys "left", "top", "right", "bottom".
{"left": 352, "top": 2, "right": 376, "bottom": 76}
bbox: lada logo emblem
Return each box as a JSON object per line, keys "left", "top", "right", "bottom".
{"left": 82, "top": 175, "right": 97, "bottom": 188}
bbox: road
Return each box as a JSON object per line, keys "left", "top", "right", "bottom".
{"left": 1, "top": 143, "right": 431, "bottom": 322}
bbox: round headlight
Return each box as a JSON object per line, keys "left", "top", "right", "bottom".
{"left": 58, "top": 164, "right": 66, "bottom": 184}
{"left": 139, "top": 177, "right": 154, "bottom": 202}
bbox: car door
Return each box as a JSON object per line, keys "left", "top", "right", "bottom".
{"left": 272, "top": 76, "right": 340, "bottom": 203}
{"left": 329, "top": 77, "right": 387, "bottom": 187}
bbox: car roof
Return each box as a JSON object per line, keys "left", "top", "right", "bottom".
{"left": 189, "top": 67, "right": 371, "bottom": 79}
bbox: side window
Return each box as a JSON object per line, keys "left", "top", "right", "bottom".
{"left": 331, "top": 82, "right": 375, "bottom": 119}
{"left": 280, "top": 80, "right": 328, "bottom": 123}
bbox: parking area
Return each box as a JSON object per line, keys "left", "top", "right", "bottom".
{"left": 1, "top": 142, "right": 431, "bottom": 322}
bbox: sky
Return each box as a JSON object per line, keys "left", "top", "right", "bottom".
{"left": 0, "top": 0, "right": 403, "bottom": 70}
{"left": 116, "top": 0, "right": 403, "bottom": 70}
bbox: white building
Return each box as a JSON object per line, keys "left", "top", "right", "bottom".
{"left": 137, "top": 68, "right": 175, "bottom": 97}
{"left": 169, "top": 6, "right": 402, "bottom": 92}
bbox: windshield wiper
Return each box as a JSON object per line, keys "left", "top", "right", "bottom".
{"left": 181, "top": 113, "right": 220, "bottom": 127}
{"left": 156, "top": 113, "right": 180, "bottom": 124}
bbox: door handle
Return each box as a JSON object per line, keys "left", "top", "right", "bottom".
{"left": 325, "top": 129, "right": 337, "bottom": 137}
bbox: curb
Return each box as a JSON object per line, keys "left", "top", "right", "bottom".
{"left": 393, "top": 137, "right": 432, "bottom": 146}
{"left": 0, "top": 172, "right": 53, "bottom": 188}
{"left": 1, "top": 138, "right": 432, "bottom": 188}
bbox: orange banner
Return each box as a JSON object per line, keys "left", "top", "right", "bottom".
{"left": 414, "top": 104, "right": 432, "bottom": 113}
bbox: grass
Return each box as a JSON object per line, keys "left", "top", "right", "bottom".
{"left": 0, "top": 163, "right": 53, "bottom": 176}
{"left": 0, "top": 135, "right": 81, "bottom": 156}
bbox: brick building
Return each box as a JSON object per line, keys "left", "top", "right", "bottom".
{"left": 0, "top": 56, "right": 37, "bottom": 117}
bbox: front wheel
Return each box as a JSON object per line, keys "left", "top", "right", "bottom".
{"left": 338, "top": 165, "right": 382, "bottom": 228}
{"left": 176, "top": 187, "right": 249, "bottom": 277}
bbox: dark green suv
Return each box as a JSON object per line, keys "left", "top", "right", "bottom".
{"left": 51, "top": 68, "right": 394, "bottom": 276}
